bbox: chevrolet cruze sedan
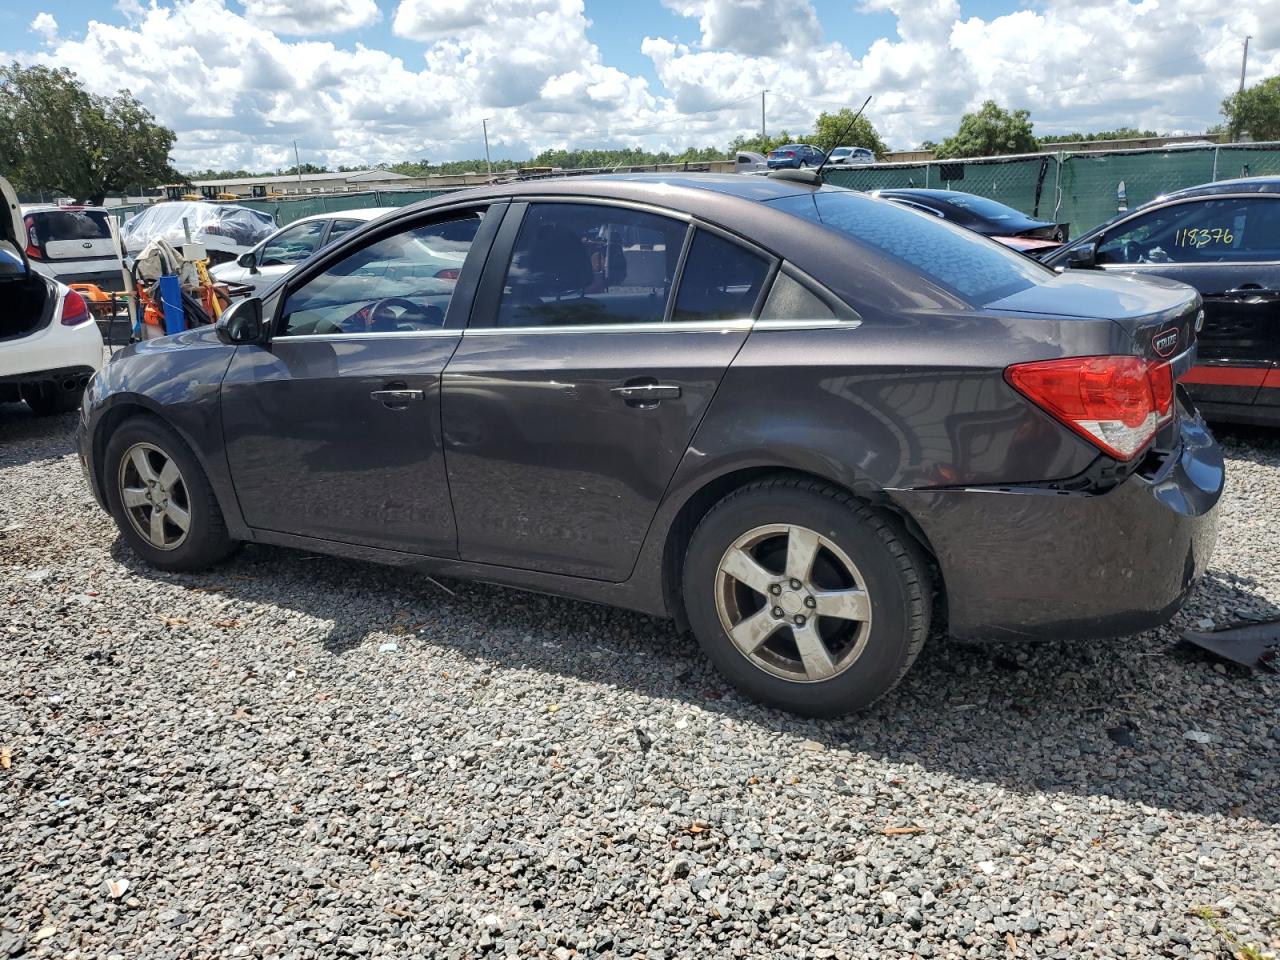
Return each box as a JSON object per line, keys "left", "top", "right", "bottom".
{"left": 78, "top": 174, "right": 1223, "bottom": 716}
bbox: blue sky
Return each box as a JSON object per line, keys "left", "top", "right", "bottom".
{"left": 2, "top": 0, "right": 1273, "bottom": 171}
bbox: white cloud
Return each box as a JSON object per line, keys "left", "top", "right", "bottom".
{"left": 29, "top": 12, "right": 59, "bottom": 44}
{"left": 239, "top": 0, "right": 380, "bottom": 35}
{"left": 660, "top": 0, "right": 822, "bottom": 56}
{"left": 1, "top": 0, "right": 1275, "bottom": 172}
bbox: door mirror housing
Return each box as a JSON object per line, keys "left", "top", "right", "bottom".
{"left": 216, "top": 296, "right": 267, "bottom": 345}
{"left": 237, "top": 250, "right": 259, "bottom": 273}
{"left": 1062, "top": 241, "right": 1097, "bottom": 270}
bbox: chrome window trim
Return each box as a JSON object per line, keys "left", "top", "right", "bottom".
{"left": 460, "top": 317, "right": 859, "bottom": 337}
{"left": 277, "top": 329, "right": 461, "bottom": 343}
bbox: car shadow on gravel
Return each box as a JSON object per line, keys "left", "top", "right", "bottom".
{"left": 109, "top": 536, "right": 1280, "bottom": 825}
{"left": 0, "top": 404, "right": 79, "bottom": 468}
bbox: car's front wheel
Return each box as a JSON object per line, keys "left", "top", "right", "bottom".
{"left": 103, "top": 416, "right": 237, "bottom": 571}
{"left": 682, "top": 478, "right": 930, "bottom": 716}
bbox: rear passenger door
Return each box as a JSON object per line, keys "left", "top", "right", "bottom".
{"left": 441, "top": 200, "right": 775, "bottom": 581}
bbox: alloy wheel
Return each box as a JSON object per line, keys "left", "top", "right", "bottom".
{"left": 714, "top": 523, "right": 872, "bottom": 683}
{"left": 118, "top": 442, "right": 191, "bottom": 551}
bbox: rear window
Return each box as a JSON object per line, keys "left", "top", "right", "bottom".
{"left": 769, "top": 189, "right": 1047, "bottom": 305}
{"left": 31, "top": 210, "right": 112, "bottom": 242}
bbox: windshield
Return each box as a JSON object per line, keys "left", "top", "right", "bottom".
{"left": 770, "top": 189, "right": 1049, "bottom": 305}
{"left": 830, "top": 148, "right": 852, "bottom": 157}
{"left": 936, "top": 194, "right": 1027, "bottom": 223}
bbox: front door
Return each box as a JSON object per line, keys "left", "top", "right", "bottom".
{"left": 1093, "top": 194, "right": 1280, "bottom": 411}
{"left": 220, "top": 204, "right": 501, "bottom": 555}
{"left": 441, "top": 200, "right": 776, "bottom": 581}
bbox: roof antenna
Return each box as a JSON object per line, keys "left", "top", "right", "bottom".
{"left": 769, "top": 95, "right": 872, "bottom": 187}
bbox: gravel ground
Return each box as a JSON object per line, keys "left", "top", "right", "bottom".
{"left": 2, "top": 405, "right": 1278, "bottom": 960}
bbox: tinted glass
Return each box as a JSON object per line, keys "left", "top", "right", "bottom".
{"left": 32, "top": 210, "right": 111, "bottom": 241}
{"left": 489, "top": 203, "right": 687, "bottom": 328}
{"left": 1096, "top": 197, "right": 1280, "bottom": 265}
{"left": 671, "top": 230, "right": 771, "bottom": 323}
{"left": 327, "top": 219, "right": 364, "bottom": 241}
{"left": 260, "top": 220, "right": 327, "bottom": 266}
{"left": 760, "top": 272, "right": 837, "bottom": 322}
{"left": 937, "top": 194, "right": 1024, "bottom": 222}
{"left": 770, "top": 189, "right": 1047, "bottom": 304}
{"left": 279, "top": 214, "right": 480, "bottom": 336}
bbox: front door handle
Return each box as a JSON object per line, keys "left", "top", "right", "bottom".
{"left": 371, "top": 388, "right": 425, "bottom": 407}
{"left": 611, "top": 383, "right": 681, "bottom": 402}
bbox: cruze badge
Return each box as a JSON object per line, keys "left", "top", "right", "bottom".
{"left": 1152, "top": 328, "right": 1179, "bottom": 357}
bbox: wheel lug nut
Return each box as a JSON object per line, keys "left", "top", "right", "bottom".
{"left": 804, "top": 596, "right": 816, "bottom": 609}
{"left": 768, "top": 584, "right": 782, "bottom": 596}
{"left": 793, "top": 615, "right": 806, "bottom": 626}
{"left": 771, "top": 606, "right": 783, "bottom": 618}
{"left": 789, "top": 579, "right": 801, "bottom": 590}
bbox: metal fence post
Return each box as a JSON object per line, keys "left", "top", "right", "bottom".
{"left": 1053, "top": 152, "right": 1063, "bottom": 223}
{"left": 1212, "top": 145, "right": 1219, "bottom": 182}
{"left": 924, "top": 163, "right": 930, "bottom": 188}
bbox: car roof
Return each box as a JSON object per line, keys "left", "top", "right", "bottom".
{"left": 432, "top": 172, "right": 822, "bottom": 208}
{"left": 22, "top": 204, "right": 111, "bottom": 214}
{"left": 876, "top": 189, "right": 971, "bottom": 201}
{"left": 286, "top": 206, "right": 399, "bottom": 226}
{"left": 1155, "top": 175, "right": 1280, "bottom": 202}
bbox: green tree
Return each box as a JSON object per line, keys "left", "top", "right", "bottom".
{"left": 1221, "top": 75, "right": 1280, "bottom": 142}
{"left": 1039, "top": 127, "right": 1159, "bottom": 145}
{"left": 935, "top": 100, "right": 1036, "bottom": 159}
{"left": 728, "top": 132, "right": 795, "bottom": 156}
{"left": 0, "top": 62, "right": 179, "bottom": 204}
{"left": 812, "top": 109, "right": 888, "bottom": 158}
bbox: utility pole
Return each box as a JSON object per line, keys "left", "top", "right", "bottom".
{"left": 1234, "top": 35, "right": 1252, "bottom": 143}
{"left": 761, "top": 89, "right": 768, "bottom": 142}
{"left": 481, "top": 119, "right": 493, "bottom": 180}
{"left": 292, "top": 138, "right": 303, "bottom": 193}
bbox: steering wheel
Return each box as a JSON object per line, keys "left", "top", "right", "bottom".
{"left": 368, "top": 297, "right": 441, "bottom": 331}
{"left": 1121, "top": 239, "right": 1143, "bottom": 264}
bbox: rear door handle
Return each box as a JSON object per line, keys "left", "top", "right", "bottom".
{"left": 611, "top": 383, "right": 681, "bottom": 401}
{"left": 370, "top": 388, "right": 424, "bottom": 406}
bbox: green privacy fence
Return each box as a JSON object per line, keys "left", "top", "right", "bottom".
{"left": 236, "top": 188, "right": 464, "bottom": 226}
{"left": 824, "top": 142, "right": 1280, "bottom": 235}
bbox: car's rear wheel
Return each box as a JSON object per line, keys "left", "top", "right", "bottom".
{"left": 682, "top": 478, "right": 930, "bottom": 716}
{"left": 103, "top": 417, "right": 237, "bottom": 571}
{"left": 22, "top": 381, "right": 83, "bottom": 416}
{"left": 798, "top": 160, "right": 809, "bottom": 169}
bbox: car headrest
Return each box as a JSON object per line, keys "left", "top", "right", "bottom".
{"left": 515, "top": 224, "right": 593, "bottom": 295}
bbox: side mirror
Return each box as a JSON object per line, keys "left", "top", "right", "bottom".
{"left": 215, "top": 297, "right": 267, "bottom": 345}
{"left": 1063, "top": 241, "right": 1097, "bottom": 269}
{"left": 237, "top": 251, "right": 259, "bottom": 273}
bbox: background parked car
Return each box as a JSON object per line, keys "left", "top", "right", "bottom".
{"left": 1043, "top": 175, "right": 1280, "bottom": 426}
{"left": 873, "top": 189, "right": 1068, "bottom": 254}
{"left": 766, "top": 144, "right": 826, "bottom": 169}
{"left": 827, "top": 146, "right": 875, "bottom": 166}
{"left": 210, "top": 208, "right": 397, "bottom": 295}
{"left": 20, "top": 204, "right": 124, "bottom": 288}
{"left": 2, "top": 177, "right": 104, "bottom": 415}
{"left": 734, "top": 151, "right": 768, "bottom": 174}
{"left": 79, "top": 174, "right": 1220, "bottom": 717}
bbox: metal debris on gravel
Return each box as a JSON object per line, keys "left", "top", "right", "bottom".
{"left": 2, "top": 407, "right": 1278, "bottom": 959}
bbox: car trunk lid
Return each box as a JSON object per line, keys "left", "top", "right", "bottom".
{"left": 1, "top": 176, "right": 30, "bottom": 276}
{"left": 27, "top": 208, "right": 116, "bottom": 260}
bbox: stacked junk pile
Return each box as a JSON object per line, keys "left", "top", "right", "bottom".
{"left": 80, "top": 202, "right": 265, "bottom": 345}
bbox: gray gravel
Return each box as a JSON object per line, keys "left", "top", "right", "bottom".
{"left": 2, "top": 405, "right": 1278, "bottom": 959}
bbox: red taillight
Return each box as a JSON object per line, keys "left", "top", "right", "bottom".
{"left": 1005, "top": 355, "right": 1174, "bottom": 461}
{"left": 60, "top": 289, "right": 91, "bottom": 326}
{"left": 434, "top": 268, "right": 460, "bottom": 280}
{"left": 784, "top": 151, "right": 795, "bottom": 157}
{"left": 24, "top": 215, "right": 40, "bottom": 259}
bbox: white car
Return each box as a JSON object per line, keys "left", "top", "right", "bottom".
{"left": 210, "top": 208, "right": 399, "bottom": 295}
{"left": 828, "top": 146, "right": 876, "bottom": 166}
{"left": 734, "top": 150, "right": 769, "bottom": 174}
{"left": 20, "top": 204, "right": 125, "bottom": 288}
{"left": 1, "top": 177, "right": 104, "bottom": 415}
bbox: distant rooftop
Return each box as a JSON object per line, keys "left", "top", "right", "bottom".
{"left": 191, "top": 168, "right": 411, "bottom": 188}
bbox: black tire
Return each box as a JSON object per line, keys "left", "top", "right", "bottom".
{"left": 103, "top": 416, "right": 237, "bottom": 571}
{"left": 682, "top": 477, "right": 930, "bottom": 717}
{"left": 798, "top": 160, "right": 809, "bottom": 169}
{"left": 22, "top": 381, "right": 83, "bottom": 416}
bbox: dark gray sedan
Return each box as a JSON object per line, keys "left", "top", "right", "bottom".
{"left": 77, "top": 174, "right": 1223, "bottom": 716}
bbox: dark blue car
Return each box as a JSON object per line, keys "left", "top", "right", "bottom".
{"left": 766, "top": 144, "right": 826, "bottom": 169}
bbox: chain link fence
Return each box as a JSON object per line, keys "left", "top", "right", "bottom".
{"left": 825, "top": 141, "right": 1280, "bottom": 235}
{"left": 103, "top": 142, "right": 1280, "bottom": 238}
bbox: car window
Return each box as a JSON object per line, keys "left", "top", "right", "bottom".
{"left": 770, "top": 189, "right": 1047, "bottom": 305}
{"left": 938, "top": 194, "right": 1022, "bottom": 222}
{"left": 327, "top": 218, "right": 364, "bottom": 242}
{"left": 260, "top": 221, "right": 327, "bottom": 267}
{"left": 278, "top": 213, "right": 482, "bottom": 336}
{"left": 31, "top": 209, "right": 112, "bottom": 242}
{"left": 671, "top": 230, "right": 771, "bottom": 323}
{"left": 760, "top": 272, "right": 837, "bottom": 322}
{"left": 487, "top": 203, "right": 687, "bottom": 328}
{"left": 1096, "top": 197, "right": 1280, "bottom": 265}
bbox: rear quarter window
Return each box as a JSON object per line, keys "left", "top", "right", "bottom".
{"left": 769, "top": 189, "right": 1049, "bottom": 305}
{"left": 32, "top": 210, "right": 111, "bottom": 241}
